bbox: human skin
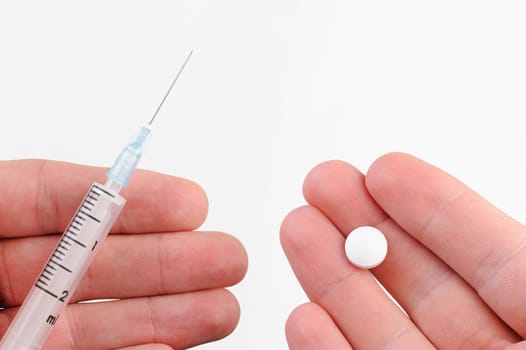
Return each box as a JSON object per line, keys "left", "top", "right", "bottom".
{"left": 282, "top": 153, "right": 526, "bottom": 349}
{"left": 0, "top": 159, "right": 248, "bottom": 350}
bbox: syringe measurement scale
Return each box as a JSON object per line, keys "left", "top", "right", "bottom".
{"left": 1, "top": 183, "right": 125, "bottom": 349}
{"left": 35, "top": 184, "right": 125, "bottom": 322}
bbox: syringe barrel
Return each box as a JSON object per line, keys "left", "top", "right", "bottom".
{"left": 0, "top": 182, "right": 125, "bottom": 350}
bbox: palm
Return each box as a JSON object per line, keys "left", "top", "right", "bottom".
{"left": 0, "top": 160, "right": 247, "bottom": 350}
{"left": 282, "top": 153, "right": 526, "bottom": 349}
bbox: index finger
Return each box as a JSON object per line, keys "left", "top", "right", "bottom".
{"left": 0, "top": 159, "right": 208, "bottom": 237}
{"left": 365, "top": 152, "right": 526, "bottom": 337}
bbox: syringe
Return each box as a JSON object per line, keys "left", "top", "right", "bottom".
{"left": 0, "top": 50, "right": 193, "bottom": 350}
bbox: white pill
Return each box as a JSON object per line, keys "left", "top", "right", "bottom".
{"left": 345, "top": 226, "right": 388, "bottom": 269}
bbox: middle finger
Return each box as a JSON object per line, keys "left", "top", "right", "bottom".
{"left": 0, "top": 231, "right": 247, "bottom": 306}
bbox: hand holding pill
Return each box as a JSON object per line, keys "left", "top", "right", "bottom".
{"left": 281, "top": 153, "right": 526, "bottom": 349}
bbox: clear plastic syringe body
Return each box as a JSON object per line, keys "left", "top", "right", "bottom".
{"left": 0, "top": 126, "right": 151, "bottom": 350}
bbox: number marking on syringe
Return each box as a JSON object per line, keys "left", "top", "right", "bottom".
{"left": 33, "top": 185, "right": 108, "bottom": 302}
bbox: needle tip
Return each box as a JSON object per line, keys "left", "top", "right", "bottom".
{"left": 148, "top": 49, "right": 194, "bottom": 126}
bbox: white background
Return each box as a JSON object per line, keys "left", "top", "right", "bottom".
{"left": 2, "top": 1, "right": 526, "bottom": 349}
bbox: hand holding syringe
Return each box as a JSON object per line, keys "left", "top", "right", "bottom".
{"left": 0, "top": 50, "right": 231, "bottom": 350}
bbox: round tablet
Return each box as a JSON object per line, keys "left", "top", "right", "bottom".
{"left": 345, "top": 226, "right": 388, "bottom": 269}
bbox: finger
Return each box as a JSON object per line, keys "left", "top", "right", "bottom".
{"left": 118, "top": 345, "right": 173, "bottom": 350}
{"left": 303, "top": 160, "right": 519, "bottom": 348}
{"left": 0, "top": 159, "right": 208, "bottom": 237}
{"left": 506, "top": 341, "right": 526, "bottom": 350}
{"left": 281, "top": 206, "right": 434, "bottom": 349}
{"left": 286, "top": 302, "right": 352, "bottom": 350}
{"left": 0, "top": 289, "right": 240, "bottom": 350}
{"left": 366, "top": 153, "right": 526, "bottom": 337}
{"left": 0, "top": 232, "right": 248, "bottom": 306}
